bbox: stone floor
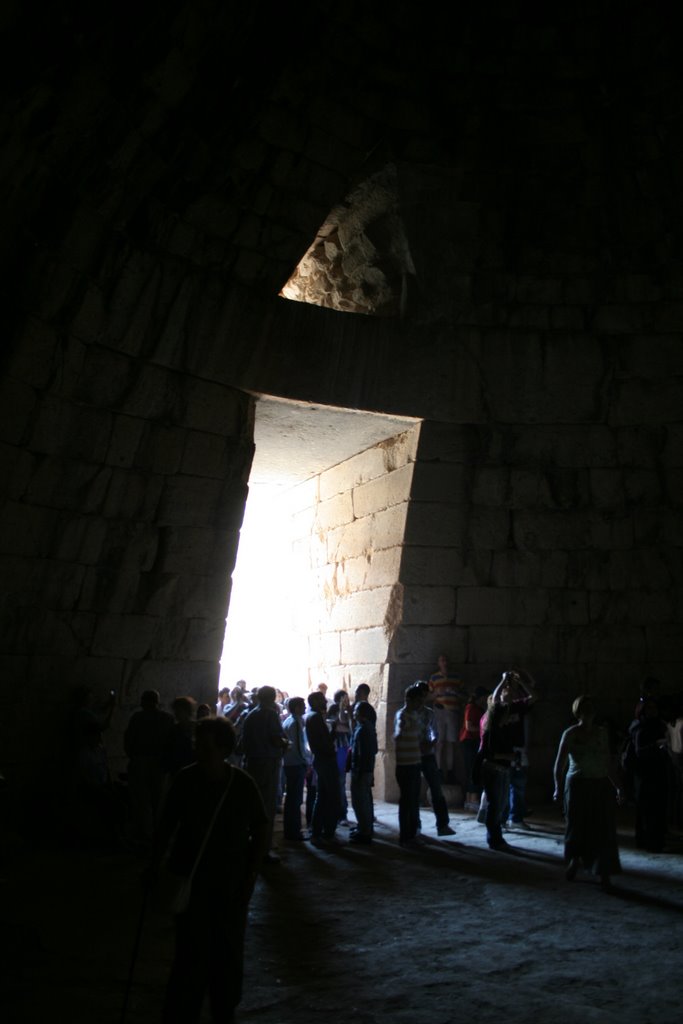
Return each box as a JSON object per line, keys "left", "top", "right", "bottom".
{"left": 3, "top": 800, "right": 682, "bottom": 1024}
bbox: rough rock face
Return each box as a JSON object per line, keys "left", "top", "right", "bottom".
{"left": 281, "top": 164, "right": 415, "bottom": 316}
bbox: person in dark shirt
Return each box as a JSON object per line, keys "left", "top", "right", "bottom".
{"left": 481, "top": 670, "right": 536, "bottom": 851}
{"left": 124, "top": 689, "right": 174, "bottom": 841}
{"left": 241, "top": 685, "right": 287, "bottom": 863}
{"left": 304, "top": 690, "right": 340, "bottom": 843}
{"left": 152, "top": 716, "right": 268, "bottom": 1024}
{"left": 349, "top": 701, "right": 378, "bottom": 844}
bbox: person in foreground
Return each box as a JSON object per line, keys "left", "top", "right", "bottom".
{"left": 553, "top": 695, "right": 623, "bottom": 891}
{"left": 152, "top": 716, "right": 268, "bottom": 1023}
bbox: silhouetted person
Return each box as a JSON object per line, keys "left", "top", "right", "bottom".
{"left": 124, "top": 690, "right": 174, "bottom": 842}
{"left": 282, "top": 696, "right": 309, "bottom": 841}
{"left": 349, "top": 701, "right": 377, "bottom": 844}
{"left": 163, "top": 697, "right": 197, "bottom": 777}
{"left": 153, "top": 717, "right": 268, "bottom": 1024}
{"left": 632, "top": 698, "right": 669, "bottom": 852}
{"left": 304, "top": 691, "right": 340, "bottom": 844}
{"left": 241, "top": 685, "right": 287, "bottom": 863}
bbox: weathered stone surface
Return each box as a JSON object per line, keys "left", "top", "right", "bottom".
{"left": 513, "top": 510, "right": 591, "bottom": 550}
{"left": 340, "top": 627, "right": 389, "bottom": 664}
{"left": 410, "top": 461, "right": 472, "bottom": 502}
{"left": 326, "top": 504, "right": 407, "bottom": 560}
{"left": 400, "top": 586, "right": 455, "bottom": 626}
{"left": 352, "top": 463, "right": 413, "bottom": 518}
{"left": 610, "top": 377, "right": 683, "bottom": 426}
{"left": 91, "top": 613, "right": 160, "bottom": 659}
{"left": 389, "top": 625, "right": 468, "bottom": 664}
{"left": 315, "top": 491, "right": 354, "bottom": 532}
{"left": 328, "top": 586, "right": 395, "bottom": 631}
{"left": 157, "top": 475, "right": 224, "bottom": 527}
{"left": 0, "top": 377, "right": 36, "bottom": 445}
{"left": 457, "top": 587, "right": 548, "bottom": 626}
{"left": 472, "top": 467, "right": 508, "bottom": 506}
{"left": 319, "top": 445, "right": 392, "bottom": 501}
{"left": 469, "top": 625, "right": 558, "bottom": 663}
{"left": 401, "top": 546, "right": 492, "bottom": 587}
{"left": 491, "top": 550, "right": 568, "bottom": 588}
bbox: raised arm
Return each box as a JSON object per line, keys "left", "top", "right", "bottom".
{"left": 553, "top": 730, "right": 571, "bottom": 802}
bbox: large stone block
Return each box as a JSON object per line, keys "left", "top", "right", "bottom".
{"left": 507, "top": 425, "right": 617, "bottom": 468}
{"left": 122, "top": 659, "right": 219, "bottom": 706}
{"left": 610, "top": 377, "right": 683, "bottom": 426}
{"left": 663, "top": 426, "right": 683, "bottom": 466}
{"left": 634, "top": 510, "right": 683, "bottom": 546}
{"left": 401, "top": 546, "right": 492, "bottom": 586}
{"left": 410, "top": 461, "right": 472, "bottom": 502}
{"left": 491, "top": 550, "right": 568, "bottom": 588}
{"left": 331, "top": 546, "right": 401, "bottom": 594}
{"left": 99, "top": 521, "right": 159, "bottom": 572}
{"left": 54, "top": 514, "right": 109, "bottom": 565}
{"left": 589, "top": 469, "right": 624, "bottom": 509}
{"left": 557, "top": 625, "right": 647, "bottom": 664}
{"left": 135, "top": 423, "right": 187, "bottom": 475}
{"left": 319, "top": 446, "right": 388, "bottom": 501}
{"left": 340, "top": 627, "right": 389, "bottom": 664}
{"left": 328, "top": 586, "right": 394, "bottom": 631}
{"left": 326, "top": 504, "right": 407, "bottom": 560}
{"left": 91, "top": 613, "right": 160, "bottom": 659}
{"left": 388, "top": 625, "right": 468, "bottom": 664}
{"left": 401, "top": 586, "right": 455, "bottom": 625}
{"left": 513, "top": 510, "right": 591, "bottom": 551}
{"left": 615, "top": 426, "right": 665, "bottom": 467}
{"left": 183, "top": 379, "right": 248, "bottom": 436}
{"left": 415, "top": 421, "right": 490, "bottom": 463}
{"left": 457, "top": 586, "right": 548, "bottom": 626}
{"left": 478, "top": 332, "right": 607, "bottom": 422}
{"left": 589, "top": 514, "right": 634, "bottom": 550}
{"left": 78, "top": 567, "right": 141, "bottom": 614}
{"left": 315, "top": 491, "right": 354, "bottom": 532}
{"left": 106, "top": 415, "right": 146, "bottom": 469}
{"left": 309, "top": 631, "right": 342, "bottom": 667}
{"left": 646, "top": 625, "right": 683, "bottom": 662}
{"left": 159, "top": 526, "right": 238, "bottom": 576}
{"left": 352, "top": 463, "right": 413, "bottom": 519}
{"left": 616, "top": 336, "right": 683, "bottom": 378}
{"left": 103, "top": 469, "right": 164, "bottom": 522}
{"left": 547, "top": 589, "right": 589, "bottom": 626}
{"left": 404, "top": 502, "right": 468, "bottom": 547}
{"left": 472, "top": 466, "right": 508, "bottom": 506}
{"left": 469, "top": 625, "right": 558, "bottom": 663}
{"left": 157, "top": 475, "right": 224, "bottom": 527}
{"left": 7, "top": 316, "right": 59, "bottom": 389}
{"left": 469, "top": 507, "right": 510, "bottom": 549}
{"left": 0, "top": 377, "right": 36, "bottom": 446}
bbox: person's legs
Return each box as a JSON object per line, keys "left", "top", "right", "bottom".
{"left": 351, "top": 771, "right": 373, "bottom": 837}
{"left": 509, "top": 765, "right": 528, "bottom": 823}
{"left": 312, "top": 756, "right": 340, "bottom": 838}
{"left": 396, "top": 764, "right": 422, "bottom": 842}
{"left": 207, "top": 902, "right": 248, "bottom": 1023}
{"left": 244, "top": 758, "right": 279, "bottom": 851}
{"left": 283, "top": 764, "right": 306, "bottom": 838}
{"left": 483, "top": 762, "right": 509, "bottom": 848}
{"left": 162, "top": 908, "right": 210, "bottom": 1024}
{"left": 420, "top": 754, "right": 450, "bottom": 830}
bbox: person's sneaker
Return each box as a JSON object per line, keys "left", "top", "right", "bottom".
{"left": 509, "top": 820, "right": 531, "bottom": 831}
{"left": 489, "top": 840, "right": 514, "bottom": 853}
{"left": 437, "top": 825, "right": 456, "bottom": 836}
{"left": 349, "top": 833, "right": 372, "bottom": 844}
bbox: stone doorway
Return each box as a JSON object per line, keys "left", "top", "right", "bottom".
{"left": 219, "top": 392, "right": 420, "bottom": 715}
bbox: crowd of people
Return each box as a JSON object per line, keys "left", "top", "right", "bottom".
{"left": 61, "top": 662, "right": 683, "bottom": 1023}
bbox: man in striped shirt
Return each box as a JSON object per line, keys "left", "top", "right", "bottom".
{"left": 394, "top": 684, "right": 424, "bottom": 847}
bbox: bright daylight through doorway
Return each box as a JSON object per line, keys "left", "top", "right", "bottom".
{"left": 219, "top": 395, "right": 417, "bottom": 696}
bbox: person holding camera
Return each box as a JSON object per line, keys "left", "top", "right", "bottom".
{"left": 480, "top": 670, "right": 536, "bottom": 851}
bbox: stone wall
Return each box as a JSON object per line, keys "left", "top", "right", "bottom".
{"left": 1, "top": 318, "right": 254, "bottom": 779}
{"left": 285, "top": 427, "right": 420, "bottom": 794}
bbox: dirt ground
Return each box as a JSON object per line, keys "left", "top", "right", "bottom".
{"left": 2, "top": 799, "right": 682, "bottom": 1024}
